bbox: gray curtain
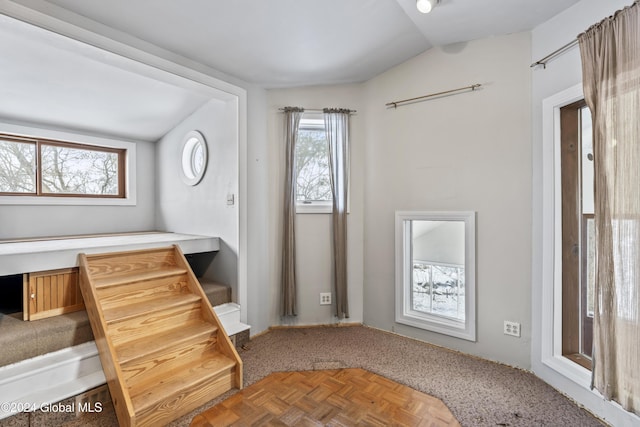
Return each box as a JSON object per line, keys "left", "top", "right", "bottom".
{"left": 281, "top": 107, "right": 304, "bottom": 317}
{"left": 324, "top": 108, "right": 350, "bottom": 319}
{"left": 578, "top": 0, "right": 640, "bottom": 415}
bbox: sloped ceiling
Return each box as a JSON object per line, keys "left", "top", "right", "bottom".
{"left": 39, "top": 0, "right": 581, "bottom": 87}
{"left": 0, "top": 0, "right": 581, "bottom": 141}
{"left": 0, "top": 13, "right": 215, "bottom": 142}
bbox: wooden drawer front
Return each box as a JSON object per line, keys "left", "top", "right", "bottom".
{"left": 25, "top": 268, "right": 85, "bottom": 321}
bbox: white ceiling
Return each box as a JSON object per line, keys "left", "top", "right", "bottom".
{"left": 38, "top": 0, "right": 581, "bottom": 87}
{"left": 0, "top": 13, "right": 215, "bottom": 142}
{"left": 0, "top": 0, "right": 581, "bottom": 141}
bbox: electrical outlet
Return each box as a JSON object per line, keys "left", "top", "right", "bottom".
{"left": 320, "top": 292, "right": 331, "bottom": 305}
{"left": 504, "top": 321, "right": 521, "bottom": 337}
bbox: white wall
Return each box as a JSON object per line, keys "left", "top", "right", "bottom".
{"left": 156, "top": 98, "right": 239, "bottom": 297}
{"left": 363, "top": 32, "right": 532, "bottom": 368}
{"left": 266, "top": 84, "right": 365, "bottom": 327}
{"left": 531, "top": 1, "right": 640, "bottom": 425}
{"left": 0, "top": 123, "right": 155, "bottom": 239}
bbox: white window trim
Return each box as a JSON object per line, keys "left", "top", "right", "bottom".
{"left": 540, "top": 84, "right": 591, "bottom": 382}
{"left": 0, "top": 122, "right": 136, "bottom": 206}
{"left": 395, "top": 211, "right": 476, "bottom": 342}
{"left": 296, "top": 200, "right": 332, "bottom": 214}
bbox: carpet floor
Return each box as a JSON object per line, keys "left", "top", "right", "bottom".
{"left": 61, "top": 326, "right": 604, "bottom": 427}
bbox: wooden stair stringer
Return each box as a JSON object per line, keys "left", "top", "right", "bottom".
{"left": 78, "top": 253, "right": 135, "bottom": 427}
{"left": 78, "top": 245, "right": 243, "bottom": 427}
{"left": 173, "top": 246, "right": 244, "bottom": 390}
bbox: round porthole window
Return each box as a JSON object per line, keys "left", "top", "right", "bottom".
{"left": 180, "top": 130, "right": 208, "bottom": 186}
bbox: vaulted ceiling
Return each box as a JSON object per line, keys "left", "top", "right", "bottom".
{"left": 39, "top": 0, "right": 581, "bottom": 88}
{"left": 0, "top": 0, "right": 581, "bottom": 141}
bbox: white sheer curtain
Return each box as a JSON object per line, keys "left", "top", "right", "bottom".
{"left": 578, "top": 0, "right": 640, "bottom": 415}
{"left": 281, "top": 107, "right": 304, "bottom": 317}
{"left": 324, "top": 108, "right": 351, "bottom": 319}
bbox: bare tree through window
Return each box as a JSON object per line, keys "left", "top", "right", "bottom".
{"left": 0, "top": 139, "right": 36, "bottom": 193}
{"left": 296, "top": 125, "right": 332, "bottom": 203}
{"left": 0, "top": 134, "right": 124, "bottom": 198}
{"left": 41, "top": 145, "right": 119, "bottom": 195}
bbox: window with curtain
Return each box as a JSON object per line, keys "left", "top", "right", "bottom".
{"left": 578, "top": 0, "right": 640, "bottom": 415}
{"left": 280, "top": 107, "right": 353, "bottom": 319}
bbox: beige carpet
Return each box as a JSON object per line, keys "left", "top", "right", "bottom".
{"left": 58, "top": 326, "right": 604, "bottom": 427}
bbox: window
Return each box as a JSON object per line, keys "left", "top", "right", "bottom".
{"left": 395, "top": 211, "right": 476, "bottom": 341}
{"left": 560, "top": 100, "right": 594, "bottom": 370}
{"left": 180, "top": 130, "right": 208, "bottom": 186}
{"left": 0, "top": 134, "right": 125, "bottom": 198}
{"left": 296, "top": 117, "right": 331, "bottom": 213}
{"left": 412, "top": 261, "right": 465, "bottom": 321}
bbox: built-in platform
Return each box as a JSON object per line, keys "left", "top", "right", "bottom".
{"left": 0, "top": 232, "right": 220, "bottom": 276}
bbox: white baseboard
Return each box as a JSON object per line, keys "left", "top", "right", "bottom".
{"left": 0, "top": 342, "right": 105, "bottom": 420}
{"left": 0, "top": 305, "right": 250, "bottom": 421}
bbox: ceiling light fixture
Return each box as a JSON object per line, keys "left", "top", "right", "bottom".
{"left": 416, "top": 0, "right": 439, "bottom": 14}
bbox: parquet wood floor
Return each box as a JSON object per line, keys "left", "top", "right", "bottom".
{"left": 191, "top": 368, "right": 460, "bottom": 427}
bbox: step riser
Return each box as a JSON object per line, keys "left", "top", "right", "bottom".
{"left": 108, "top": 303, "right": 203, "bottom": 347}
{"left": 214, "top": 304, "right": 241, "bottom": 324}
{"left": 121, "top": 339, "right": 217, "bottom": 385}
{"left": 135, "top": 369, "right": 235, "bottom": 427}
{"left": 115, "top": 322, "right": 216, "bottom": 365}
{"left": 88, "top": 251, "right": 177, "bottom": 281}
{"left": 102, "top": 293, "right": 201, "bottom": 324}
{"left": 98, "top": 275, "right": 191, "bottom": 310}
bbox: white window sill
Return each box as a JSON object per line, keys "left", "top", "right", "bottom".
{"left": 0, "top": 195, "right": 135, "bottom": 206}
{"left": 296, "top": 203, "right": 332, "bottom": 214}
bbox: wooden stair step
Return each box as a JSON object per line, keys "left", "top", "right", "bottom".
{"left": 97, "top": 274, "right": 191, "bottom": 310}
{"left": 121, "top": 334, "right": 218, "bottom": 385}
{"left": 115, "top": 320, "right": 217, "bottom": 365}
{"left": 94, "top": 266, "right": 188, "bottom": 289}
{"left": 102, "top": 293, "right": 201, "bottom": 324}
{"left": 108, "top": 302, "right": 204, "bottom": 347}
{"left": 86, "top": 248, "right": 177, "bottom": 279}
{"left": 130, "top": 352, "right": 236, "bottom": 424}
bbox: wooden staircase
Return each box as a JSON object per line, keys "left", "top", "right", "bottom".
{"left": 78, "top": 245, "right": 242, "bottom": 427}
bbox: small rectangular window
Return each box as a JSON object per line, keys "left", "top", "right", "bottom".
{"left": 296, "top": 118, "right": 331, "bottom": 211}
{"left": 0, "top": 138, "right": 36, "bottom": 194}
{"left": 0, "top": 134, "right": 125, "bottom": 198}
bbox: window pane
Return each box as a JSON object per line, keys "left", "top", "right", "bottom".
{"left": 586, "top": 217, "right": 595, "bottom": 317}
{"left": 41, "top": 144, "right": 120, "bottom": 195}
{"left": 412, "top": 262, "right": 465, "bottom": 321}
{"left": 296, "top": 128, "right": 332, "bottom": 202}
{"left": 0, "top": 139, "right": 36, "bottom": 193}
{"left": 581, "top": 106, "right": 594, "bottom": 214}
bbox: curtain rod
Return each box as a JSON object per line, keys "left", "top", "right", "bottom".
{"left": 277, "top": 108, "right": 357, "bottom": 113}
{"left": 530, "top": 39, "right": 578, "bottom": 69}
{"left": 385, "top": 84, "right": 481, "bottom": 108}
